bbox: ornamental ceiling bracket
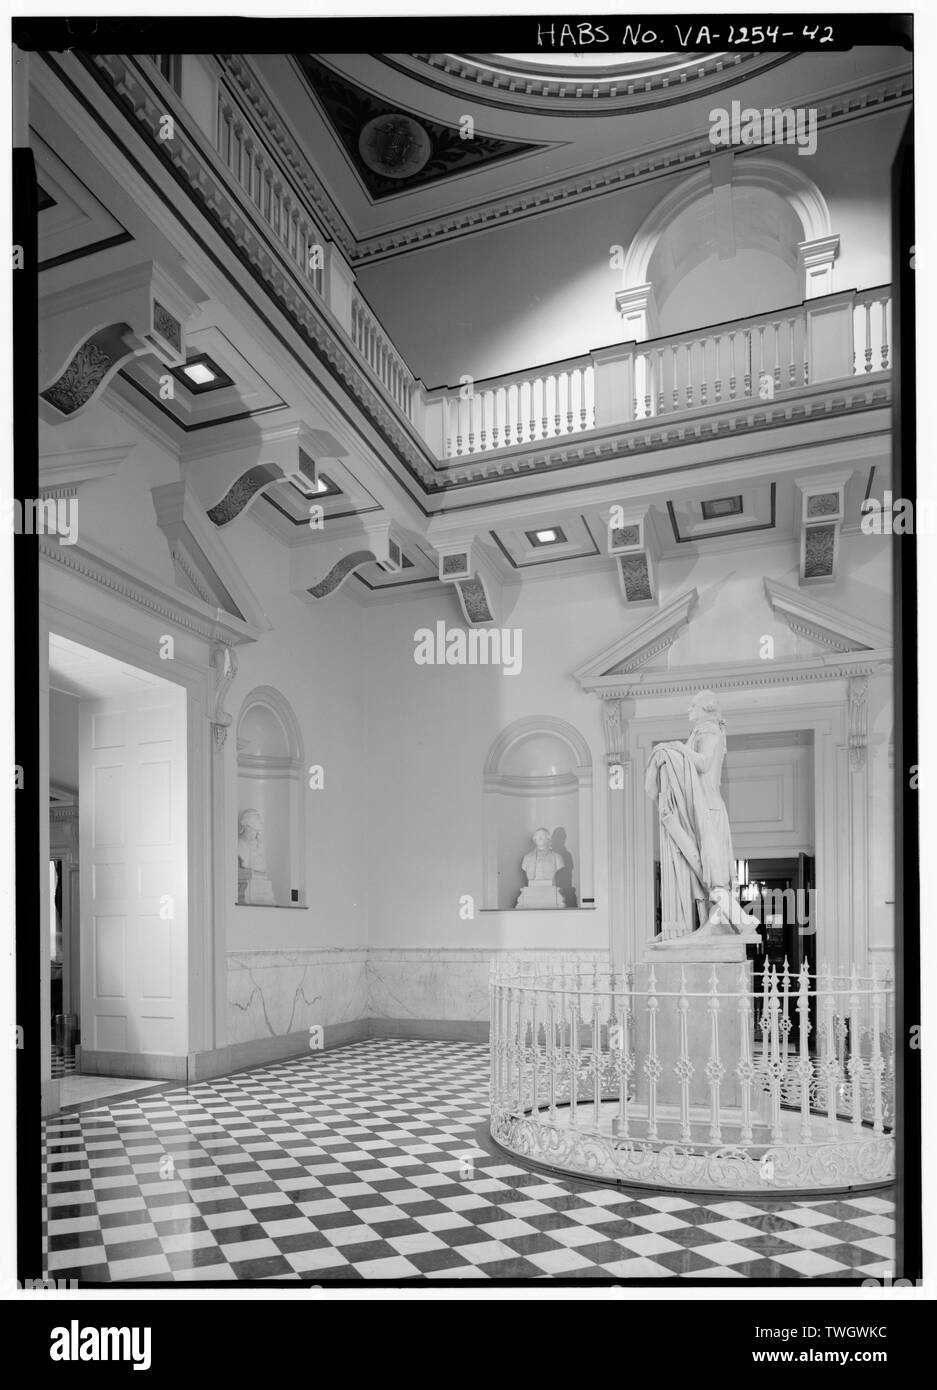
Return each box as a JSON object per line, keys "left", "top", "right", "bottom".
{"left": 435, "top": 539, "right": 503, "bottom": 627}
{"left": 39, "top": 259, "right": 207, "bottom": 424}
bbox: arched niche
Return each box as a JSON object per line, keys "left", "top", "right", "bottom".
{"left": 483, "top": 716, "right": 594, "bottom": 911}
{"left": 236, "top": 686, "right": 306, "bottom": 907}
{"left": 618, "top": 157, "right": 837, "bottom": 341}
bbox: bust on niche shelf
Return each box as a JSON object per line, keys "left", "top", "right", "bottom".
{"left": 516, "top": 827, "right": 566, "bottom": 909}
{"left": 237, "top": 808, "right": 276, "bottom": 905}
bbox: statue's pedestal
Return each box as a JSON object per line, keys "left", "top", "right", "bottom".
{"left": 632, "top": 934, "right": 760, "bottom": 1112}
{"left": 238, "top": 867, "right": 276, "bottom": 905}
{"left": 515, "top": 884, "right": 565, "bottom": 909}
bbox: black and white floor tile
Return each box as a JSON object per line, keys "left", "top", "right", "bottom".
{"left": 43, "top": 1038, "right": 896, "bottom": 1283}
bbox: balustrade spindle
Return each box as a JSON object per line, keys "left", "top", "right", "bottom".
{"left": 699, "top": 340, "right": 708, "bottom": 405}
{"left": 848, "top": 965, "right": 863, "bottom": 1131}
{"left": 685, "top": 342, "right": 694, "bottom": 409}
{"left": 707, "top": 966, "right": 723, "bottom": 1144}
{"left": 530, "top": 989, "right": 540, "bottom": 1117}
{"left": 646, "top": 964, "right": 659, "bottom": 1141}
{"left": 547, "top": 983, "right": 558, "bottom": 1121}
{"left": 864, "top": 302, "right": 874, "bottom": 372}
{"left": 744, "top": 330, "right": 753, "bottom": 397}
{"left": 729, "top": 332, "right": 737, "bottom": 400}
{"left": 773, "top": 322, "right": 782, "bottom": 388}
{"left": 871, "top": 963, "right": 885, "bottom": 1134}
{"left": 568, "top": 973, "right": 579, "bottom": 1128}
{"left": 713, "top": 336, "right": 723, "bottom": 403}
{"left": 503, "top": 986, "right": 514, "bottom": 1114}
{"left": 780, "top": 958, "right": 791, "bottom": 1078}
{"left": 592, "top": 990, "right": 602, "bottom": 1127}
{"left": 767, "top": 966, "right": 782, "bottom": 1144}
{"left": 787, "top": 318, "right": 798, "bottom": 387}
{"left": 822, "top": 963, "right": 839, "bottom": 1138}
{"left": 677, "top": 968, "right": 692, "bottom": 1143}
{"left": 656, "top": 349, "right": 665, "bottom": 413}
{"left": 797, "top": 962, "right": 813, "bottom": 1141}
{"left": 737, "top": 964, "right": 754, "bottom": 1146}
{"left": 880, "top": 298, "right": 890, "bottom": 369}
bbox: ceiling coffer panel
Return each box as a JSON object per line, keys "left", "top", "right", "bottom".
{"left": 296, "top": 56, "right": 545, "bottom": 200}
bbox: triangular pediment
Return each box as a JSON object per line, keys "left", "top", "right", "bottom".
{"left": 573, "top": 589, "right": 698, "bottom": 691}
{"left": 151, "top": 481, "right": 271, "bottom": 631}
{"left": 763, "top": 579, "right": 891, "bottom": 654}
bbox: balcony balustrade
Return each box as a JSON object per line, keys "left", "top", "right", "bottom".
{"left": 98, "top": 55, "right": 893, "bottom": 480}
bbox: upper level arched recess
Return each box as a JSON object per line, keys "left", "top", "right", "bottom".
{"left": 617, "top": 155, "right": 839, "bottom": 341}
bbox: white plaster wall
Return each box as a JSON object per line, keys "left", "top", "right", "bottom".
{"left": 220, "top": 521, "right": 370, "bottom": 954}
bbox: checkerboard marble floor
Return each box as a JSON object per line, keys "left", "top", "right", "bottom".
{"left": 43, "top": 1038, "right": 896, "bottom": 1283}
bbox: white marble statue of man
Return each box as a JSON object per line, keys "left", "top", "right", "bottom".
{"left": 645, "top": 690, "right": 759, "bottom": 942}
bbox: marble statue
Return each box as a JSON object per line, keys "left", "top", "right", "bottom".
{"left": 645, "top": 690, "right": 759, "bottom": 945}
{"left": 516, "top": 827, "right": 566, "bottom": 909}
{"left": 237, "top": 808, "right": 276, "bottom": 905}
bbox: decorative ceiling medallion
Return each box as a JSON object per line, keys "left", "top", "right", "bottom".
{"left": 296, "top": 55, "right": 544, "bottom": 200}
{"left": 358, "top": 113, "right": 432, "bottom": 180}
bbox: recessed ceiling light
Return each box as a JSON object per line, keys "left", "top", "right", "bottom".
{"left": 526, "top": 526, "right": 568, "bottom": 548}
{"left": 183, "top": 362, "right": 216, "bottom": 386}
{"left": 170, "top": 353, "right": 235, "bottom": 395}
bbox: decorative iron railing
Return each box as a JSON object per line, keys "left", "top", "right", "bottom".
{"left": 489, "top": 955, "right": 894, "bottom": 1192}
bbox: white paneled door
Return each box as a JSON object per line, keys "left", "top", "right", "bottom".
{"left": 79, "top": 685, "right": 188, "bottom": 1058}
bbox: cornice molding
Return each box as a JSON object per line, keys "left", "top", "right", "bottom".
{"left": 81, "top": 53, "right": 440, "bottom": 494}
{"left": 38, "top": 535, "right": 260, "bottom": 647}
{"left": 588, "top": 651, "right": 891, "bottom": 701}
{"left": 390, "top": 51, "right": 793, "bottom": 114}
{"left": 763, "top": 577, "right": 892, "bottom": 653}
{"left": 39, "top": 441, "right": 136, "bottom": 495}
{"left": 435, "top": 378, "right": 891, "bottom": 493}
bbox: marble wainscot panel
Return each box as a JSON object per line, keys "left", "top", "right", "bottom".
{"left": 227, "top": 949, "right": 369, "bottom": 1045}
{"left": 365, "top": 949, "right": 611, "bottom": 1040}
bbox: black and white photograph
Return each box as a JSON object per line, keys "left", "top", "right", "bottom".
{"left": 3, "top": 3, "right": 930, "bottom": 1342}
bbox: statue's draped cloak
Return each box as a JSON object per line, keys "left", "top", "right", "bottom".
{"left": 645, "top": 737, "right": 736, "bottom": 939}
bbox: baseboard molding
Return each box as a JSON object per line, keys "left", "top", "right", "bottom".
{"left": 368, "top": 1018, "right": 489, "bottom": 1043}
{"left": 79, "top": 1049, "right": 188, "bottom": 1081}
{"left": 66, "top": 1018, "right": 486, "bottom": 1088}
{"left": 191, "top": 1020, "right": 371, "bottom": 1080}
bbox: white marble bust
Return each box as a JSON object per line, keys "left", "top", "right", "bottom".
{"left": 237, "top": 808, "right": 268, "bottom": 873}
{"left": 516, "top": 828, "right": 566, "bottom": 909}
{"left": 522, "top": 827, "right": 564, "bottom": 884}
{"left": 238, "top": 808, "right": 276, "bottom": 904}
